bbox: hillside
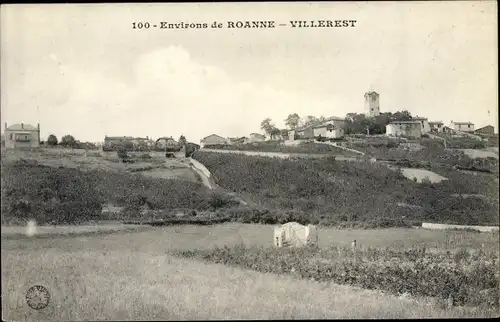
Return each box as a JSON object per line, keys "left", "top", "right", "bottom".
{"left": 192, "top": 151, "right": 499, "bottom": 227}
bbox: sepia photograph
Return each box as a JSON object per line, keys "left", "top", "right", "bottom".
{"left": 1, "top": 1, "right": 499, "bottom": 320}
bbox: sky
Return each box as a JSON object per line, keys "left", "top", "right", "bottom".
{"left": 1, "top": 2, "right": 498, "bottom": 143}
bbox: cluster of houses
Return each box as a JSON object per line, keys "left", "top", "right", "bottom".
{"left": 2, "top": 91, "right": 496, "bottom": 150}
{"left": 200, "top": 91, "right": 496, "bottom": 147}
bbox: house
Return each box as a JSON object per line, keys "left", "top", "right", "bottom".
{"left": 294, "top": 125, "right": 314, "bottom": 139}
{"left": 322, "top": 116, "right": 346, "bottom": 129}
{"left": 442, "top": 126, "right": 454, "bottom": 134}
{"left": 230, "top": 137, "right": 249, "bottom": 144}
{"left": 103, "top": 136, "right": 134, "bottom": 151}
{"left": 412, "top": 117, "right": 431, "bottom": 133}
{"left": 248, "top": 133, "right": 266, "bottom": 143}
{"left": 200, "top": 134, "right": 227, "bottom": 148}
{"left": 428, "top": 121, "right": 445, "bottom": 133}
{"left": 385, "top": 121, "right": 422, "bottom": 138}
{"left": 451, "top": 121, "right": 475, "bottom": 133}
{"left": 475, "top": 125, "right": 495, "bottom": 136}
{"left": 312, "top": 123, "right": 344, "bottom": 139}
{"left": 4, "top": 122, "right": 40, "bottom": 149}
{"left": 131, "top": 137, "right": 154, "bottom": 150}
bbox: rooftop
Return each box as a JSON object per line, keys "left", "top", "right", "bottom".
{"left": 389, "top": 121, "right": 422, "bottom": 124}
{"left": 6, "top": 123, "right": 38, "bottom": 131}
{"left": 452, "top": 122, "right": 474, "bottom": 125}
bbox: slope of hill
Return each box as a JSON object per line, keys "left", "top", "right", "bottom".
{"left": 192, "top": 151, "right": 499, "bottom": 227}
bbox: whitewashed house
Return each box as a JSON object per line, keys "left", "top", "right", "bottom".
{"left": 451, "top": 121, "right": 475, "bottom": 133}
{"left": 429, "top": 121, "right": 445, "bottom": 133}
{"left": 312, "top": 123, "right": 344, "bottom": 139}
{"left": 412, "top": 117, "right": 431, "bottom": 133}
{"left": 386, "top": 121, "right": 423, "bottom": 138}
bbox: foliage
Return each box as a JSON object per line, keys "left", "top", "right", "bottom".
{"left": 47, "top": 134, "right": 58, "bottom": 146}
{"left": 284, "top": 113, "right": 300, "bottom": 129}
{"left": 179, "top": 135, "right": 187, "bottom": 146}
{"left": 1, "top": 161, "right": 215, "bottom": 224}
{"left": 177, "top": 245, "right": 499, "bottom": 309}
{"left": 192, "top": 151, "right": 499, "bottom": 226}
{"left": 60, "top": 134, "right": 77, "bottom": 148}
{"left": 345, "top": 111, "right": 413, "bottom": 135}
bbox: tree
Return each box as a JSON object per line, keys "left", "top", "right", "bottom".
{"left": 60, "top": 135, "right": 76, "bottom": 147}
{"left": 284, "top": 113, "right": 300, "bottom": 129}
{"left": 269, "top": 127, "right": 281, "bottom": 140}
{"left": 391, "top": 110, "right": 413, "bottom": 122}
{"left": 47, "top": 134, "right": 58, "bottom": 146}
{"left": 300, "top": 115, "right": 320, "bottom": 128}
{"left": 179, "top": 135, "right": 187, "bottom": 146}
{"left": 260, "top": 118, "right": 275, "bottom": 137}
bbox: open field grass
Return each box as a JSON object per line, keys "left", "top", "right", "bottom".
{"left": 2, "top": 224, "right": 499, "bottom": 320}
{"left": 3, "top": 224, "right": 498, "bottom": 253}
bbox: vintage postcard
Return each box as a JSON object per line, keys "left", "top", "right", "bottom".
{"left": 1, "top": 1, "right": 498, "bottom": 320}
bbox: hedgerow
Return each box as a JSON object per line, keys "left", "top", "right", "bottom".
{"left": 177, "top": 245, "right": 499, "bottom": 309}
{"left": 192, "top": 151, "right": 499, "bottom": 226}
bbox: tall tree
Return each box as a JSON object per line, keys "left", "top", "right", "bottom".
{"left": 269, "top": 127, "right": 281, "bottom": 140}
{"left": 284, "top": 113, "right": 300, "bottom": 129}
{"left": 178, "top": 135, "right": 187, "bottom": 146}
{"left": 300, "top": 115, "right": 320, "bottom": 128}
{"left": 60, "top": 135, "right": 76, "bottom": 147}
{"left": 47, "top": 134, "right": 58, "bottom": 146}
{"left": 260, "top": 118, "right": 275, "bottom": 137}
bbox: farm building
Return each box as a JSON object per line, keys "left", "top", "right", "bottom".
{"left": 294, "top": 125, "right": 314, "bottom": 139}
{"left": 475, "top": 125, "right": 495, "bottom": 136}
{"left": 4, "top": 122, "right": 40, "bottom": 149}
{"left": 412, "top": 117, "right": 431, "bottom": 133}
{"left": 322, "top": 116, "right": 346, "bottom": 129}
{"left": 200, "top": 134, "right": 228, "bottom": 147}
{"left": 288, "top": 117, "right": 346, "bottom": 141}
{"left": 386, "top": 121, "right": 423, "bottom": 139}
{"left": 451, "top": 121, "right": 475, "bottom": 133}
{"left": 312, "top": 123, "right": 344, "bottom": 139}
{"left": 429, "top": 121, "right": 445, "bottom": 133}
{"left": 248, "top": 133, "right": 266, "bottom": 143}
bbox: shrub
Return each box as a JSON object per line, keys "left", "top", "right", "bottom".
{"left": 176, "top": 245, "right": 499, "bottom": 309}
{"left": 1, "top": 162, "right": 214, "bottom": 224}
{"left": 192, "top": 151, "right": 499, "bottom": 227}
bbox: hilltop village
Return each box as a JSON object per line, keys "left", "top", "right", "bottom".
{"left": 2, "top": 91, "right": 495, "bottom": 152}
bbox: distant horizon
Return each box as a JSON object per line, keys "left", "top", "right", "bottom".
{"left": 1, "top": 2, "right": 497, "bottom": 143}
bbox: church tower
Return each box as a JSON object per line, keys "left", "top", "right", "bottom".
{"left": 364, "top": 91, "right": 380, "bottom": 117}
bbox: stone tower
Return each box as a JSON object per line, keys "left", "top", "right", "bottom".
{"left": 364, "top": 91, "right": 380, "bottom": 117}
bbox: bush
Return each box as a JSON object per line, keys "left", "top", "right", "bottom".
{"left": 192, "top": 151, "right": 499, "bottom": 227}
{"left": 177, "top": 245, "right": 499, "bottom": 309}
{"left": 1, "top": 161, "right": 215, "bottom": 224}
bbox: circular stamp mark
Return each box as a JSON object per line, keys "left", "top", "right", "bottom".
{"left": 25, "top": 285, "right": 51, "bottom": 310}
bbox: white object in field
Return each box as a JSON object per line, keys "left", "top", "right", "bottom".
{"left": 351, "top": 240, "right": 357, "bottom": 249}
{"left": 274, "top": 222, "right": 318, "bottom": 248}
{"left": 26, "top": 220, "right": 37, "bottom": 237}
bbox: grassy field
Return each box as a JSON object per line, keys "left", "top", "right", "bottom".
{"left": 2, "top": 224, "right": 499, "bottom": 320}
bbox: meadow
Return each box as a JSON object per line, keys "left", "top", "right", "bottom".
{"left": 2, "top": 224, "right": 499, "bottom": 320}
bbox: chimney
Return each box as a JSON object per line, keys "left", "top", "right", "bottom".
{"left": 21, "top": 123, "right": 24, "bottom": 129}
